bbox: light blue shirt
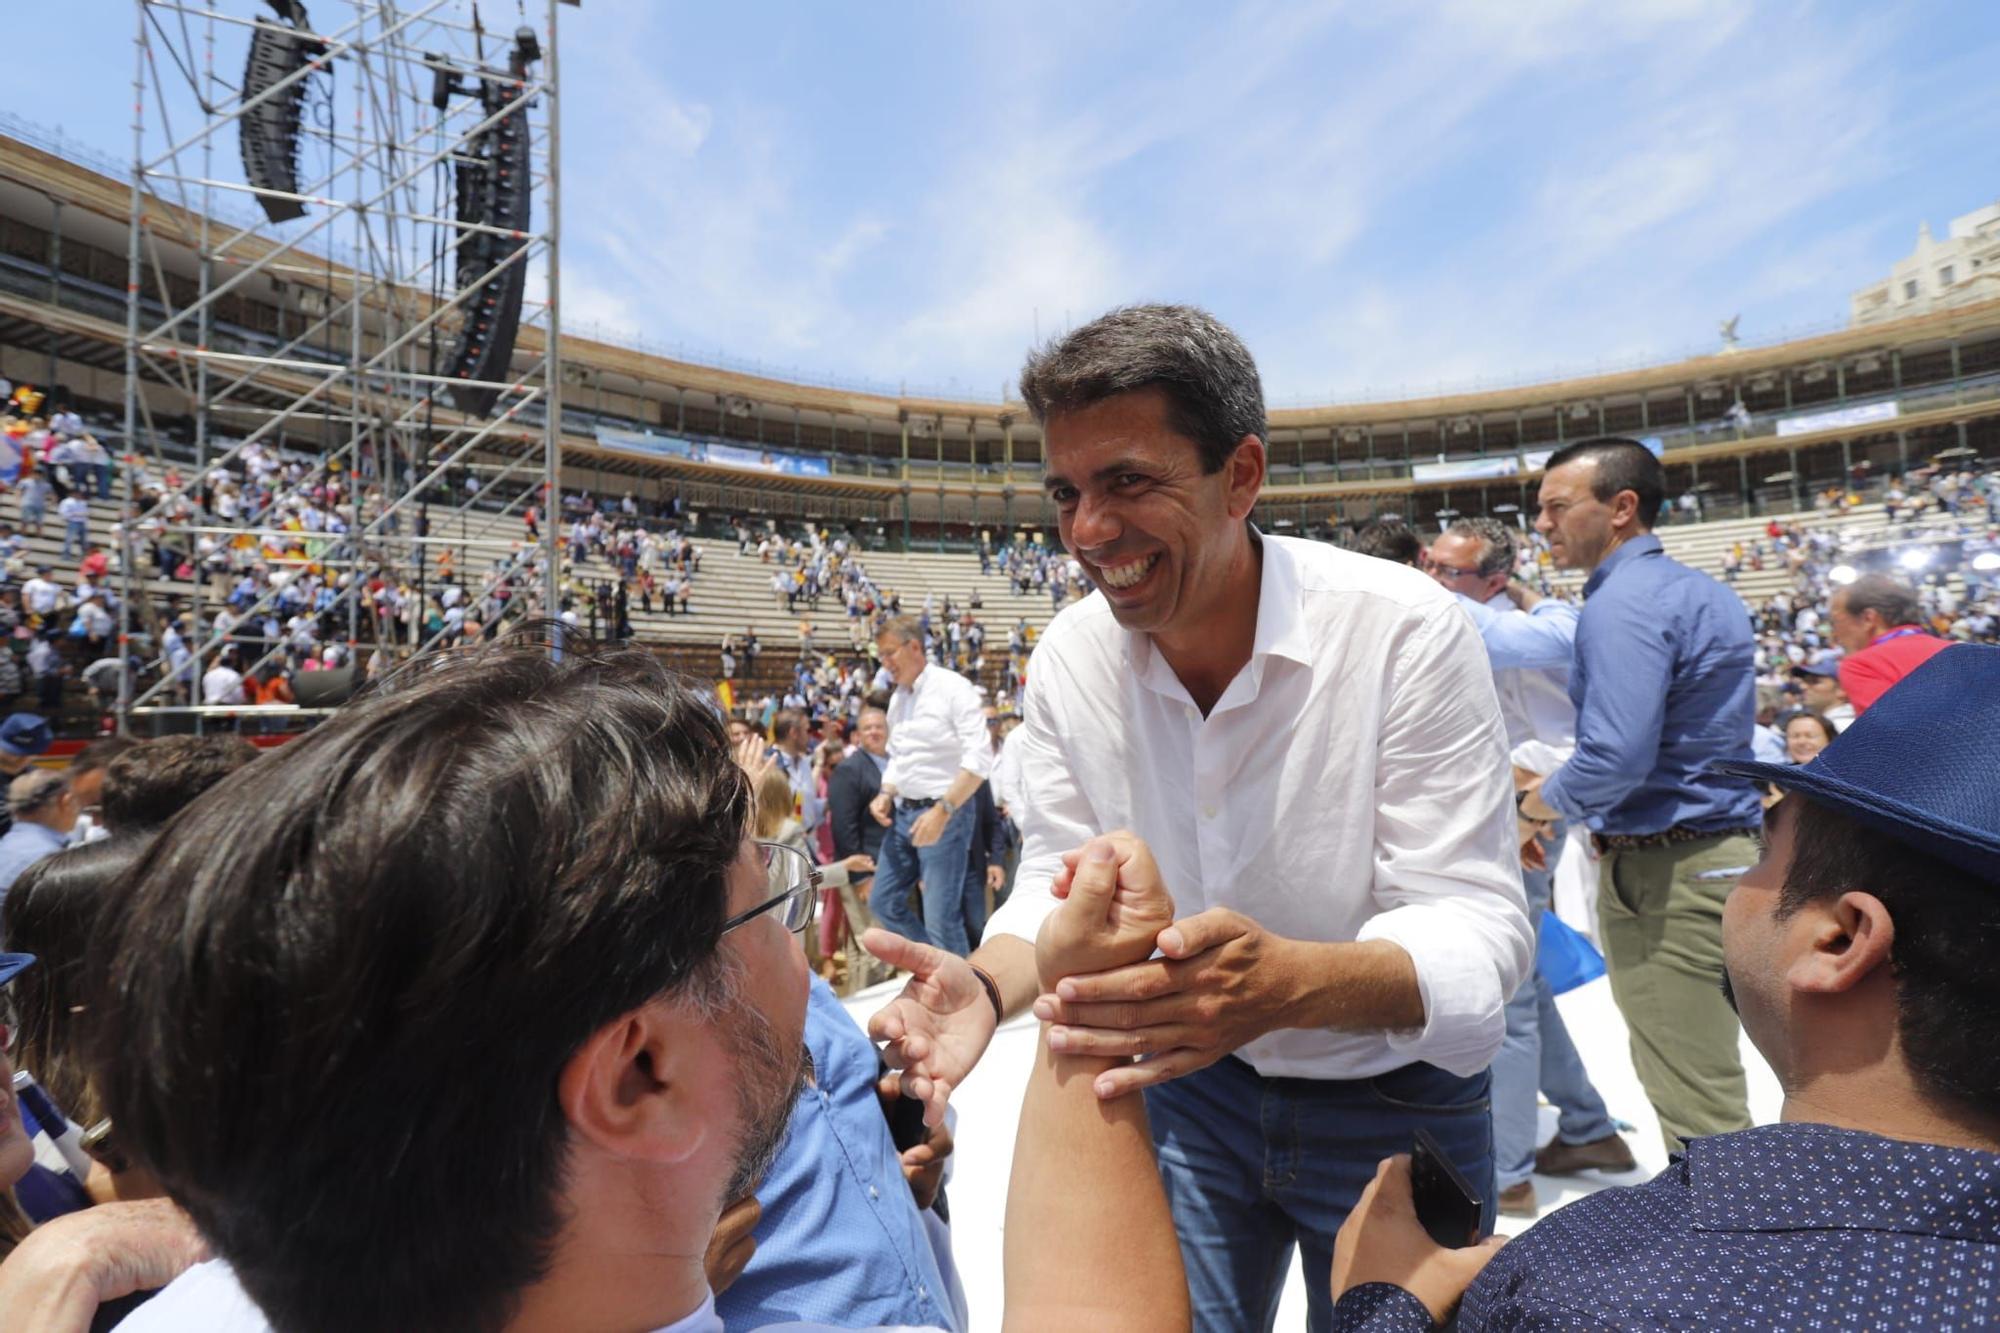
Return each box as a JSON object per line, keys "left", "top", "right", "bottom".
{"left": 1538, "top": 535, "right": 1764, "bottom": 836}
{"left": 718, "top": 975, "right": 961, "bottom": 1331}
{"left": 1456, "top": 593, "right": 1578, "bottom": 756}
{"left": 0, "top": 820, "right": 66, "bottom": 904}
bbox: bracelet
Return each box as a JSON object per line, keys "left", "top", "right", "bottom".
{"left": 967, "top": 962, "right": 1004, "bottom": 1028}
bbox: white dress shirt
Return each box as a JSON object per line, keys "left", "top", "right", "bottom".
{"left": 882, "top": 664, "right": 993, "bottom": 800}
{"left": 1454, "top": 591, "right": 1578, "bottom": 764}
{"left": 986, "top": 533, "right": 1530, "bottom": 1081}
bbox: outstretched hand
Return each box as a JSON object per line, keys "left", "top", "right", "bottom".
{"left": 865, "top": 928, "right": 998, "bottom": 1128}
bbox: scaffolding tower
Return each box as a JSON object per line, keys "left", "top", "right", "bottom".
{"left": 116, "top": 0, "right": 565, "bottom": 732}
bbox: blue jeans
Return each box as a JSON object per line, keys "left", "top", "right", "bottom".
{"left": 1147, "top": 1055, "right": 1493, "bottom": 1333}
{"left": 62, "top": 520, "right": 86, "bottom": 559}
{"left": 94, "top": 464, "right": 112, "bottom": 499}
{"left": 1492, "top": 822, "right": 1615, "bottom": 1192}
{"left": 868, "top": 800, "right": 978, "bottom": 957}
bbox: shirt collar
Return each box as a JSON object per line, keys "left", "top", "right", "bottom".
{"left": 1582, "top": 532, "right": 1664, "bottom": 597}
{"left": 1129, "top": 527, "right": 1313, "bottom": 702}
{"left": 1689, "top": 1122, "right": 2000, "bottom": 1244}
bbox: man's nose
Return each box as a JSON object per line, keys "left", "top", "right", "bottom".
{"left": 1070, "top": 494, "right": 1121, "bottom": 551}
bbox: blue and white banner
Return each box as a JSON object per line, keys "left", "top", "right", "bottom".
{"left": 1776, "top": 400, "right": 1899, "bottom": 438}
{"left": 594, "top": 428, "right": 832, "bottom": 477}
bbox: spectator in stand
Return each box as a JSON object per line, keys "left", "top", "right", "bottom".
{"left": 1787, "top": 661, "right": 1854, "bottom": 728}
{"left": 828, "top": 707, "right": 890, "bottom": 934}
{"left": 96, "top": 640, "right": 1190, "bottom": 1333}
{"left": 866, "top": 615, "right": 993, "bottom": 959}
{"left": 1328, "top": 645, "right": 2000, "bottom": 1332}
{"left": 98, "top": 736, "right": 258, "bottom": 837}
{"left": 17, "top": 473, "right": 49, "bottom": 539}
{"left": 767, "top": 710, "right": 823, "bottom": 841}
{"left": 56, "top": 494, "right": 89, "bottom": 563}
{"left": 1429, "top": 518, "right": 1634, "bottom": 1218}
{"left": 201, "top": 649, "right": 247, "bottom": 708}
{"left": 0, "top": 717, "right": 51, "bottom": 842}
{"left": 1829, "top": 574, "right": 1952, "bottom": 714}
{"left": 1780, "top": 709, "right": 1838, "bottom": 765}
{"left": 1521, "top": 437, "right": 1763, "bottom": 1154}
{"left": 0, "top": 774, "right": 77, "bottom": 903}
{"left": 1347, "top": 517, "right": 1422, "bottom": 567}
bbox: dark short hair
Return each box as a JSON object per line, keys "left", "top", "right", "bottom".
{"left": 1777, "top": 797, "right": 2000, "bottom": 1115}
{"left": 99, "top": 735, "right": 259, "bottom": 833}
{"left": 69, "top": 735, "right": 140, "bottom": 777}
{"left": 1018, "top": 303, "right": 1266, "bottom": 474}
{"left": 1836, "top": 574, "right": 1923, "bottom": 628}
{"left": 1442, "top": 517, "right": 1518, "bottom": 577}
{"left": 1348, "top": 518, "right": 1423, "bottom": 567}
{"left": 770, "top": 708, "right": 806, "bottom": 746}
{"left": 1542, "top": 436, "right": 1665, "bottom": 529}
{"left": 1775, "top": 708, "right": 1839, "bottom": 746}
{"left": 2, "top": 836, "right": 152, "bottom": 1127}
{"left": 91, "top": 637, "right": 751, "bottom": 1333}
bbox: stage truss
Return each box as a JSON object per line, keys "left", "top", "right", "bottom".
{"left": 116, "top": 0, "right": 566, "bottom": 729}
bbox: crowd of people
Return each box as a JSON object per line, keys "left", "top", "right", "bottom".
{"left": 0, "top": 308, "right": 1995, "bottom": 1333}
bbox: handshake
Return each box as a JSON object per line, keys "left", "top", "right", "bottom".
{"left": 865, "top": 830, "right": 1297, "bottom": 1122}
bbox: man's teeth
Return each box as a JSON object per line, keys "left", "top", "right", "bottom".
{"left": 1099, "top": 554, "right": 1157, "bottom": 589}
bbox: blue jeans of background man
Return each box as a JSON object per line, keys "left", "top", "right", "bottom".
{"left": 1147, "top": 1055, "right": 1493, "bottom": 1333}
{"left": 868, "top": 800, "right": 978, "bottom": 957}
{"left": 1492, "top": 822, "right": 1616, "bottom": 1193}
{"left": 62, "top": 520, "right": 86, "bottom": 559}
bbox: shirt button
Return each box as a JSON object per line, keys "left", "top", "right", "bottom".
{"left": 1202, "top": 805, "right": 1218, "bottom": 819}
{"left": 868, "top": 1185, "right": 880, "bottom": 1199}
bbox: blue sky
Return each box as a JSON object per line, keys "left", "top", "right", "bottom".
{"left": 13, "top": 1, "right": 2000, "bottom": 402}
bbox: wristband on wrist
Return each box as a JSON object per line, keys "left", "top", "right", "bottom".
{"left": 967, "top": 962, "right": 1004, "bottom": 1027}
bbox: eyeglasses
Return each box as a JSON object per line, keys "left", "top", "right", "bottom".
{"left": 720, "top": 841, "right": 822, "bottom": 937}
{"left": 1428, "top": 561, "right": 1486, "bottom": 580}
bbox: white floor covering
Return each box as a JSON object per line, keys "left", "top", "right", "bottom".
{"left": 841, "top": 972, "right": 1784, "bottom": 1332}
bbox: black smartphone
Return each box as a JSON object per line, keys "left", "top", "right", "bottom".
{"left": 1410, "top": 1127, "right": 1483, "bottom": 1249}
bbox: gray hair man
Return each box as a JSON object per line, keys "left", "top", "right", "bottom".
{"left": 1827, "top": 573, "right": 1950, "bottom": 715}
{"left": 865, "top": 616, "right": 994, "bottom": 958}
{"left": 1428, "top": 518, "right": 1634, "bottom": 1218}
{"left": 869, "top": 304, "right": 1530, "bottom": 1332}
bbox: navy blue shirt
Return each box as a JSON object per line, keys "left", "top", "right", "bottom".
{"left": 1334, "top": 1122, "right": 2000, "bottom": 1330}
{"left": 1538, "top": 535, "right": 1763, "bottom": 836}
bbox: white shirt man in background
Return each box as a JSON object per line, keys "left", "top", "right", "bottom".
{"left": 1428, "top": 518, "right": 1635, "bottom": 1220}
{"left": 864, "top": 615, "right": 993, "bottom": 958}
{"left": 869, "top": 305, "right": 1529, "bottom": 1333}
{"left": 202, "top": 651, "right": 247, "bottom": 706}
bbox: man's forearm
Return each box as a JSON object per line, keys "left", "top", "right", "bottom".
{"left": 1281, "top": 938, "right": 1426, "bottom": 1032}
{"left": 943, "top": 766, "right": 983, "bottom": 811}
{"left": 1003, "top": 1034, "right": 1189, "bottom": 1333}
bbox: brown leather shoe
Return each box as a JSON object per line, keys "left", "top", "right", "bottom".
{"left": 1535, "top": 1132, "right": 1638, "bottom": 1176}
{"left": 1497, "top": 1181, "right": 1538, "bottom": 1218}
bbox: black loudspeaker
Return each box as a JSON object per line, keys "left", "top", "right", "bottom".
{"left": 443, "top": 67, "right": 535, "bottom": 417}
{"left": 240, "top": 6, "right": 321, "bottom": 224}
{"left": 290, "top": 664, "right": 358, "bottom": 708}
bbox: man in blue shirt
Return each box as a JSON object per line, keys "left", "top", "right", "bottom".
{"left": 1330, "top": 644, "right": 2000, "bottom": 1332}
{"left": 1520, "top": 438, "right": 1762, "bottom": 1152}
{"left": 0, "top": 771, "right": 76, "bottom": 906}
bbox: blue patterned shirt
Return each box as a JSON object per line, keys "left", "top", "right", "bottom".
{"left": 1334, "top": 1122, "right": 2000, "bottom": 1330}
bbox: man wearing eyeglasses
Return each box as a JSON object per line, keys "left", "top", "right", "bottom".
{"left": 91, "top": 639, "right": 1191, "bottom": 1332}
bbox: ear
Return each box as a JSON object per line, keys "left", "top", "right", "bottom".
{"left": 1785, "top": 891, "right": 1896, "bottom": 997}
{"left": 1611, "top": 487, "right": 1643, "bottom": 532}
{"left": 1223, "top": 435, "right": 1266, "bottom": 521}
{"left": 557, "top": 1000, "right": 709, "bottom": 1166}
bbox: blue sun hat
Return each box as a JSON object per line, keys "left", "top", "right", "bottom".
{"left": 1714, "top": 644, "right": 2000, "bottom": 882}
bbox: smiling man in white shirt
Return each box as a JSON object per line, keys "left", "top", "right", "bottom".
{"left": 869, "top": 303, "right": 1531, "bottom": 1333}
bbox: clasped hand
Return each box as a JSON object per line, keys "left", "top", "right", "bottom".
{"left": 1035, "top": 884, "right": 1304, "bottom": 1100}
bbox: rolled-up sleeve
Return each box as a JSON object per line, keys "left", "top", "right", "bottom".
{"left": 1457, "top": 594, "right": 1579, "bottom": 671}
{"left": 1354, "top": 607, "right": 1533, "bottom": 1077}
{"left": 952, "top": 683, "right": 995, "bottom": 781}
{"left": 981, "top": 658, "right": 1101, "bottom": 948}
